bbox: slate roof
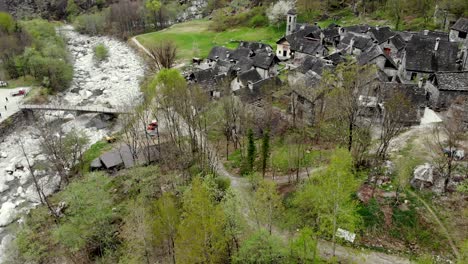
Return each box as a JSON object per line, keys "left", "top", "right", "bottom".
{"left": 252, "top": 76, "right": 282, "bottom": 90}
{"left": 192, "top": 68, "right": 217, "bottom": 84}
{"left": 344, "top": 25, "right": 370, "bottom": 34}
{"left": 292, "top": 24, "right": 322, "bottom": 39}
{"left": 100, "top": 150, "right": 124, "bottom": 169}
{"left": 214, "top": 60, "right": 234, "bottom": 74}
{"left": 338, "top": 33, "right": 373, "bottom": 51}
{"left": 239, "top": 41, "right": 272, "bottom": 53}
{"left": 324, "top": 52, "right": 345, "bottom": 65}
{"left": 323, "top": 27, "right": 340, "bottom": 39}
{"left": 292, "top": 72, "right": 322, "bottom": 102}
{"left": 397, "top": 31, "right": 414, "bottom": 42}
{"left": 297, "top": 56, "right": 332, "bottom": 75}
{"left": 419, "top": 30, "right": 449, "bottom": 41}
{"left": 379, "top": 83, "right": 426, "bottom": 107}
{"left": 208, "top": 46, "right": 232, "bottom": 61}
{"left": 434, "top": 72, "right": 468, "bottom": 91}
{"left": 451, "top": 18, "right": 468, "bottom": 33}
{"left": 357, "top": 44, "right": 397, "bottom": 69}
{"left": 404, "top": 35, "right": 459, "bottom": 73}
{"left": 238, "top": 77, "right": 281, "bottom": 103}
{"left": 389, "top": 34, "right": 406, "bottom": 50}
{"left": 295, "top": 39, "right": 324, "bottom": 55}
{"left": 230, "top": 47, "right": 252, "bottom": 61}
{"left": 287, "top": 9, "right": 297, "bottom": 15}
{"left": 238, "top": 69, "right": 262, "bottom": 85}
{"left": 233, "top": 56, "right": 254, "bottom": 72}
{"left": 379, "top": 82, "right": 427, "bottom": 123}
{"left": 369, "top": 26, "right": 395, "bottom": 44}
{"left": 251, "top": 51, "right": 276, "bottom": 69}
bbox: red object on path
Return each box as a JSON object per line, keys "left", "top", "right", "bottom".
{"left": 11, "top": 89, "right": 26, "bottom": 96}
{"left": 147, "top": 120, "right": 158, "bottom": 131}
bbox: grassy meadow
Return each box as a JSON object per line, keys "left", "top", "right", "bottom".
{"left": 135, "top": 20, "right": 285, "bottom": 61}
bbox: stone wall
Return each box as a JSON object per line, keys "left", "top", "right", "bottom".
{"left": 0, "top": 111, "right": 26, "bottom": 142}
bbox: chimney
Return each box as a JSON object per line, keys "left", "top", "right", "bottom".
{"left": 418, "top": 78, "right": 423, "bottom": 89}
{"left": 350, "top": 37, "right": 355, "bottom": 54}
{"left": 423, "top": 30, "right": 429, "bottom": 36}
{"left": 434, "top": 37, "right": 440, "bottom": 51}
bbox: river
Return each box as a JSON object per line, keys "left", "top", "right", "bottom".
{"left": 0, "top": 26, "right": 145, "bottom": 261}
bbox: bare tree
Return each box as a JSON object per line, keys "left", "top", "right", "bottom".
{"left": 376, "top": 90, "right": 411, "bottom": 160}
{"left": 221, "top": 95, "right": 242, "bottom": 159}
{"left": 121, "top": 108, "right": 143, "bottom": 164}
{"left": 430, "top": 107, "right": 465, "bottom": 191}
{"left": 148, "top": 40, "right": 178, "bottom": 70}
{"left": 35, "top": 114, "right": 89, "bottom": 189}
{"left": 17, "top": 137, "right": 59, "bottom": 219}
{"left": 322, "top": 62, "right": 377, "bottom": 164}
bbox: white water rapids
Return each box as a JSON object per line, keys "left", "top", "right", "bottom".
{"left": 0, "top": 25, "right": 144, "bottom": 261}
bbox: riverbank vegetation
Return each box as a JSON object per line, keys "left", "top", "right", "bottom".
{"left": 0, "top": 13, "right": 73, "bottom": 93}
{"left": 93, "top": 43, "right": 109, "bottom": 62}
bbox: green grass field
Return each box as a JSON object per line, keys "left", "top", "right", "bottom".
{"left": 136, "top": 20, "right": 284, "bottom": 61}
{"left": 2, "top": 75, "right": 40, "bottom": 89}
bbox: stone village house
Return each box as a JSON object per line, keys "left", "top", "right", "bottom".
{"left": 425, "top": 71, "right": 468, "bottom": 110}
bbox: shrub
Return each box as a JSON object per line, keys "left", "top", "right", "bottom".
{"left": 73, "top": 11, "right": 107, "bottom": 35}
{"left": 94, "top": 43, "right": 109, "bottom": 62}
{"left": 403, "top": 17, "right": 437, "bottom": 31}
{"left": 52, "top": 172, "right": 117, "bottom": 256}
{"left": 249, "top": 13, "right": 269, "bottom": 28}
{"left": 0, "top": 12, "right": 14, "bottom": 33}
{"left": 210, "top": 7, "right": 267, "bottom": 32}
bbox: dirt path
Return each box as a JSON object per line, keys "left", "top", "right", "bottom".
{"left": 206, "top": 140, "right": 412, "bottom": 263}
{"left": 0, "top": 88, "right": 30, "bottom": 122}
{"left": 130, "top": 36, "right": 185, "bottom": 69}
{"left": 408, "top": 190, "right": 460, "bottom": 259}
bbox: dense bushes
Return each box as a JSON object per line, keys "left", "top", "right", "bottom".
{"left": 73, "top": 11, "right": 108, "bottom": 35}
{"left": 210, "top": 7, "right": 269, "bottom": 32}
{"left": 72, "top": 0, "right": 185, "bottom": 39}
{"left": 0, "top": 18, "right": 73, "bottom": 92}
{"left": 17, "top": 172, "right": 117, "bottom": 262}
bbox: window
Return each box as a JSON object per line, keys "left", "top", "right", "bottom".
{"left": 288, "top": 25, "right": 291, "bottom": 31}
{"left": 410, "top": 72, "right": 417, "bottom": 80}
{"left": 459, "top": 31, "right": 467, "bottom": 39}
{"left": 289, "top": 16, "right": 291, "bottom": 22}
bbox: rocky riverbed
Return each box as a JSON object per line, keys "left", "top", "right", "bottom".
{"left": 0, "top": 26, "right": 144, "bottom": 261}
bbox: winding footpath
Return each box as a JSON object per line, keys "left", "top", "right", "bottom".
{"left": 192, "top": 129, "right": 411, "bottom": 263}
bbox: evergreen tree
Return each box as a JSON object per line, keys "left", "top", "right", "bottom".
{"left": 246, "top": 128, "right": 256, "bottom": 174}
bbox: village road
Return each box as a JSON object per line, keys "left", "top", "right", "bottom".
{"left": 0, "top": 88, "right": 30, "bottom": 121}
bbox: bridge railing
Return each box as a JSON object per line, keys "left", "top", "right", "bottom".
{"left": 19, "top": 104, "right": 129, "bottom": 114}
